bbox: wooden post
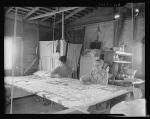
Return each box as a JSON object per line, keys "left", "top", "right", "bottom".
{"left": 72, "top": 29, "right": 74, "bottom": 43}
{"left": 10, "top": 7, "right": 18, "bottom": 114}
{"left": 21, "top": 40, "right": 24, "bottom": 75}
{"left": 131, "top": 3, "right": 135, "bottom": 71}
{"left": 20, "top": 20, "right": 24, "bottom": 76}
{"left": 51, "top": 16, "right": 55, "bottom": 55}
{"left": 62, "top": 12, "right": 64, "bottom": 40}
{"left": 37, "top": 23, "right": 39, "bottom": 70}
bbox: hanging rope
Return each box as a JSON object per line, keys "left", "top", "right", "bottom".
{"left": 10, "top": 7, "right": 18, "bottom": 114}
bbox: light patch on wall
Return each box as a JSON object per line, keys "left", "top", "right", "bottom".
{"left": 133, "top": 42, "right": 143, "bottom": 77}
{"left": 4, "top": 37, "right": 13, "bottom": 70}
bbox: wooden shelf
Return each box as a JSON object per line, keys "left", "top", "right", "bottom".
{"left": 115, "top": 51, "right": 132, "bottom": 56}
{"left": 114, "top": 61, "right": 132, "bottom": 63}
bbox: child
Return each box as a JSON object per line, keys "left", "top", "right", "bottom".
{"left": 80, "top": 59, "right": 109, "bottom": 85}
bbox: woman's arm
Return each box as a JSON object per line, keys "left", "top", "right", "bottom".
{"left": 50, "top": 67, "right": 61, "bottom": 78}
{"left": 101, "top": 67, "right": 109, "bottom": 84}
{"left": 80, "top": 71, "right": 93, "bottom": 85}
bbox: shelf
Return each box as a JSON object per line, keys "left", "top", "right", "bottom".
{"left": 115, "top": 51, "right": 132, "bottom": 56}
{"left": 114, "top": 61, "right": 132, "bottom": 63}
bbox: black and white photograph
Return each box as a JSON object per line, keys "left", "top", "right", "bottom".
{"left": 4, "top": 4, "right": 146, "bottom": 116}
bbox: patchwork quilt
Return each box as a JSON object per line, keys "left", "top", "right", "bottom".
{"left": 4, "top": 76, "right": 132, "bottom": 109}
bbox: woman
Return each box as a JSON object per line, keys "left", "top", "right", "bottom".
{"left": 50, "top": 56, "right": 73, "bottom": 78}
{"left": 37, "top": 56, "right": 73, "bottom": 106}
{"left": 80, "top": 59, "right": 109, "bottom": 85}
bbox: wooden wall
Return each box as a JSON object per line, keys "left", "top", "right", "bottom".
{"left": 67, "top": 7, "right": 114, "bottom": 28}
{"left": 39, "top": 25, "right": 53, "bottom": 41}
{"left": 23, "top": 22, "right": 38, "bottom": 76}
{"left": 65, "top": 8, "right": 145, "bottom": 79}
{"left": 4, "top": 17, "right": 53, "bottom": 76}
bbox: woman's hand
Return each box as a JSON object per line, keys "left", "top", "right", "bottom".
{"left": 55, "top": 74, "right": 61, "bottom": 78}
{"left": 50, "top": 73, "right": 61, "bottom": 78}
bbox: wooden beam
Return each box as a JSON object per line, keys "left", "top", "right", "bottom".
{"left": 55, "top": 7, "right": 87, "bottom": 25}
{"left": 36, "top": 23, "right": 39, "bottom": 70}
{"left": 28, "top": 7, "right": 79, "bottom": 20}
{"left": 66, "top": 8, "right": 102, "bottom": 28}
{"left": 53, "top": 108, "right": 83, "bottom": 114}
{"left": 24, "top": 7, "right": 40, "bottom": 19}
{"left": 62, "top": 12, "right": 64, "bottom": 40}
{"left": 40, "top": 7, "right": 59, "bottom": 22}
{"left": 23, "top": 58, "right": 37, "bottom": 75}
{"left": 5, "top": 7, "right": 13, "bottom": 15}
{"left": 20, "top": 40, "right": 24, "bottom": 75}
{"left": 6, "top": 13, "right": 52, "bottom": 27}
{"left": 40, "top": 15, "right": 52, "bottom": 22}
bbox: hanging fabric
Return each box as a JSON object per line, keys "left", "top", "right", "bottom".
{"left": 67, "top": 43, "right": 82, "bottom": 79}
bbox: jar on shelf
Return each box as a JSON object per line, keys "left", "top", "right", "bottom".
{"left": 114, "top": 54, "right": 119, "bottom": 61}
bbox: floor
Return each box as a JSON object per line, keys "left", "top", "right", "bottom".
{"left": 5, "top": 95, "right": 65, "bottom": 114}
{"left": 5, "top": 94, "right": 128, "bottom": 114}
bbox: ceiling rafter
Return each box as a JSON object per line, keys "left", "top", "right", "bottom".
{"left": 40, "top": 7, "right": 54, "bottom": 12}
{"left": 5, "top": 7, "right": 14, "bottom": 15}
{"left": 55, "top": 7, "right": 86, "bottom": 25}
{"left": 24, "top": 7, "right": 40, "bottom": 19}
{"left": 28, "top": 7, "right": 79, "bottom": 20}
{"left": 40, "top": 7, "right": 59, "bottom": 22}
{"left": 66, "top": 8, "right": 102, "bottom": 27}
{"left": 17, "top": 7, "right": 30, "bottom": 11}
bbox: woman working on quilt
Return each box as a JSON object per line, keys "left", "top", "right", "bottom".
{"left": 37, "top": 56, "right": 73, "bottom": 106}
{"left": 50, "top": 55, "right": 73, "bottom": 78}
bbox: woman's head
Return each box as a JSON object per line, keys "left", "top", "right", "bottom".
{"left": 59, "top": 56, "right": 67, "bottom": 64}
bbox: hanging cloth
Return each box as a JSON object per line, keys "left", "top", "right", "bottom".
{"left": 67, "top": 43, "right": 82, "bottom": 78}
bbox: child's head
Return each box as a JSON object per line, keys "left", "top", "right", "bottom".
{"left": 93, "top": 59, "right": 104, "bottom": 70}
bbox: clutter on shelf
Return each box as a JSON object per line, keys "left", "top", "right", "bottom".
{"left": 82, "top": 49, "right": 101, "bottom": 57}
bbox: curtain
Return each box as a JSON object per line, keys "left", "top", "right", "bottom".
{"left": 39, "top": 56, "right": 60, "bottom": 72}
{"left": 67, "top": 43, "right": 82, "bottom": 78}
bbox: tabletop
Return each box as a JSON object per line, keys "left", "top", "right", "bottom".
{"left": 5, "top": 76, "right": 133, "bottom": 112}
{"left": 110, "top": 99, "right": 146, "bottom": 116}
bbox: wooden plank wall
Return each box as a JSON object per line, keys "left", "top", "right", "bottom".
{"left": 23, "top": 22, "right": 38, "bottom": 75}
{"left": 4, "top": 17, "right": 53, "bottom": 76}
{"left": 39, "top": 25, "right": 53, "bottom": 41}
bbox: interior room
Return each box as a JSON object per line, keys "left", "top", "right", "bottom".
{"left": 4, "top": 3, "right": 145, "bottom": 116}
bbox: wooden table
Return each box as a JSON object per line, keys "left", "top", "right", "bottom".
{"left": 110, "top": 99, "right": 146, "bottom": 116}
{"left": 5, "top": 76, "right": 133, "bottom": 114}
